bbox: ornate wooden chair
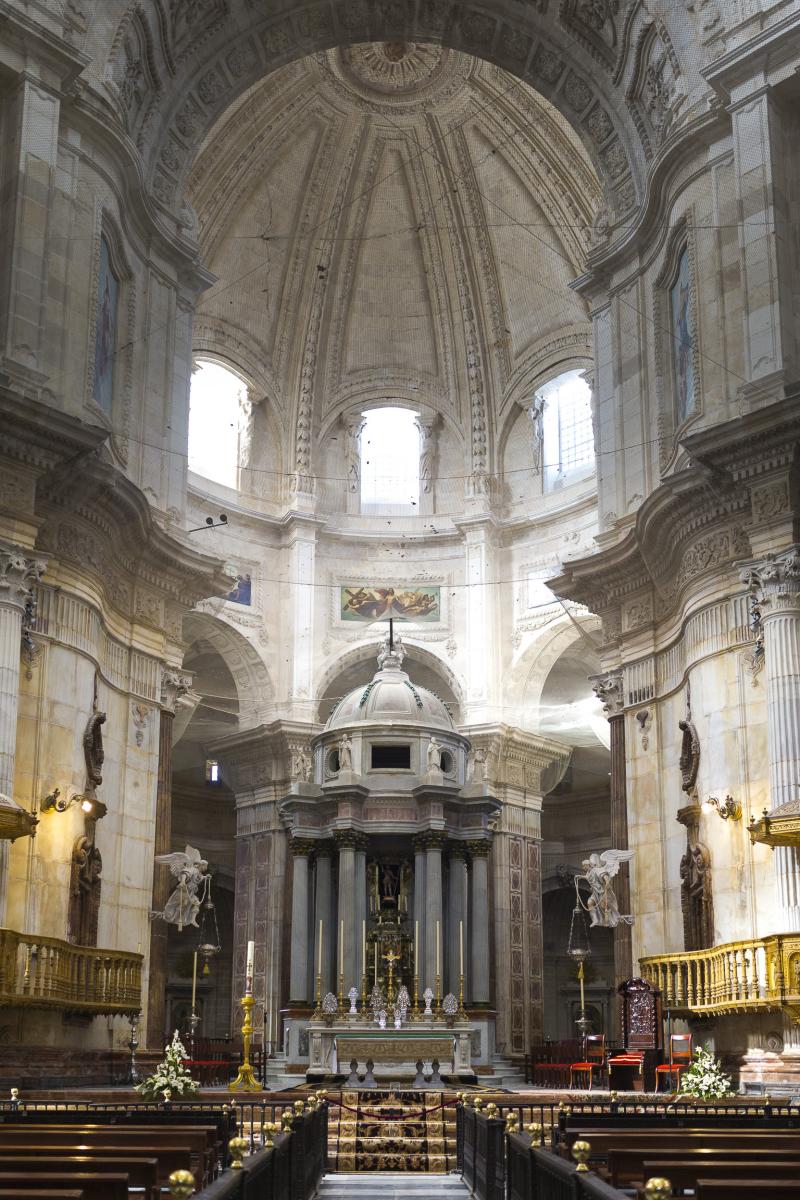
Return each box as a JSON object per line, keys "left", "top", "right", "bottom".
{"left": 655, "top": 1032, "right": 693, "bottom": 1091}
{"left": 569, "top": 1033, "right": 606, "bottom": 1090}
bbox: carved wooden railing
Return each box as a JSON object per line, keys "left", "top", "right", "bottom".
{"left": 0, "top": 928, "right": 142, "bottom": 1014}
{"left": 640, "top": 933, "right": 800, "bottom": 1022}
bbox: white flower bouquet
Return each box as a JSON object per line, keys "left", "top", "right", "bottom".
{"left": 136, "top": 1030, "right": 199, "bottom": 1100}
{"left": 677, "top": 1044, "right": 734, "bottom": 1100}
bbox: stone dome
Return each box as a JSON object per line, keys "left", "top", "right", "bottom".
{"left": 324, "top": 637, "right": 455, "bottom": 733}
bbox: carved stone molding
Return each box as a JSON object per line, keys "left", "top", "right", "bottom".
{"left": 741, "top": 547, "right": 800, "bottom": 617}
{"left": 0, "top": 547, "right": 46, "bottom": 615}
{"left": 591, "top": 669, "right": 624, "bottom": 717}
{"left": 161, "top": 667, "right": 193, "bottom": 712}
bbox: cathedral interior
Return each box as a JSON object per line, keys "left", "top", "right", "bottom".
{"left": 3, "top": 0, "right": 800, "bottom": 1120}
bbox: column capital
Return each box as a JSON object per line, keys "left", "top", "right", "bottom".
{"left": 465, "top": 838, "right": 492, "bottom": 860}
{"left": 333, "top": 828, "right": 368, "bottom": 852}
{"left": 447, "top": 842, "right": 469, "bottom": 863}
{"left": 414, "top": 829, "right": 447, "bottom": 852}
{"left": 741, "top": 546, "right": 800, "bottom": 615}
{"left": 590, "top": 669, "right": 624, "bottom": 717}
{"left": 0, "top": 546, "right": 45, "bottom": 615}
{"left": 160, "top": 666, "right": 193, "bottom": 713}
{"left": 313, "top": 838, "right": 335, "bottom": 858}
{"left": 290, "top": 836, "right": 317, "bottom": 857}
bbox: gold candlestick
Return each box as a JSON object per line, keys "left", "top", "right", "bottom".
{"left": 412, "top": 972, "right": 421, "bottom": 1019}
{"left": 458, "top": 972, "right": 467, "bottom": 1020}
{"left": 360, "top": 972, "right": 368, "bottom": 1018}
{"left": 435, "top": 972, "right": 442, "bottom": 1019}
{"left": 312, "top": 971, "right": 322, "bottom": 1020}
{"left": 383, "top": 947, "right": 399, "bottom": 1006}
{"left": 338, "top": 971, "right": 344, "bottom": 1010}
{"left": 230, "top": 994, "right": 260, "bottom": 1091}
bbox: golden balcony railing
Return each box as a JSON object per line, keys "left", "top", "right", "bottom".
{"left": 0, "top": 928, "right": 142, "bottom": 1015}
{"left": 640, "top": 933, "right": 800, "bottom": 1023}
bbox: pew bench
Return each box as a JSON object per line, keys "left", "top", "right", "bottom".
{"left": 0, "top": 1192, "right": 85, "bottom": 1199}
{"left": 562, "top": 1127, "right": 800, "bottom": 1165}
{"left": 0, "top": 1123, "right": 215, "bottom": 1182}
{"left": 607, "top": 1146, "right": 800, "bottom": 1187}
{"left": 0, "top": 1172, "right": 128, "bottom": 1199}
{"left": 641, "top": 1159, "right": 800, "bottom": 1194}
{"left": 694, "top": 1182, "right": 800, "bottom": 1200}
{"left": 0, "top": 1153, "right": 159, "bottom": 1199}
{"left": 0, "top": 1140, "right": 194, "bottom": 1187}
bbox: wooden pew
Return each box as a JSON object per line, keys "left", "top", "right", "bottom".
{"left": 0, "top": 1193, "right": 85, "bottom": 1199}
{"left": 642, "top": 1159, "right": 800, "bottom": 1193}
{"left": 0, "top": 1172, "right": 128, "bottom": 1199}
{"left": 695, "top": 1182, "right": 800, "bottom": 1200}
{"left": 0, "top": 1123, "right": 214, "bottom": 1182}
{"left": 0, "top": 1141, "right": 192, "bottom": 1187}
{"left": 608, "top": 1145, "right": 800, "bottom": 1186}
{"left": 562, "top": 1128, "right": 800, "bottom": 1164}
{"left": 0, "top": 1154, "right": 159, "bottom": 1200}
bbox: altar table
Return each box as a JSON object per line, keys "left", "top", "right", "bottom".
{"left": 306, "top": 1022, "right": 476, "bottom": 1082}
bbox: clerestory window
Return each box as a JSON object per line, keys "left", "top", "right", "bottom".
{"left": 188, "top": 359, "right": 248, "bottom": 489}
{"left": 537, "top": 369, "right": 595, "bottom": 490}
{"left": 360, "top": 406, "right": 420, "bottom": 510}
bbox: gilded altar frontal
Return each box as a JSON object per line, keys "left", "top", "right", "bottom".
{"left": 2, "top": 0, "right": 800, "bottom": 1108}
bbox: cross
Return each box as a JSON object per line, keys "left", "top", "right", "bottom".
{"left": 388, "top": 617, "right": 394, "bottom": 651}
{"left": 382, "top": 948, "right": 400, "bottom": 969}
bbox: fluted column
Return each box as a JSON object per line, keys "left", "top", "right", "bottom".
{"left": 413, "top": 835, "right": 427, "bottom": 986}
{"left": 335, "top": 830, "right": 358, "bottom": 989}
{"left": 423, "top": 832, "right": 445, "bottom": 988}
{"left": 592, "top": 671, "right": 632, "bottom": 986}
{"left": 447, "top": 845, "right": 468, "bottom": 994}
{"left": 289, "top": 839, "right": 314, "bottom": 1003}
{"left": 313, "top": 842, "right": 334, "bottom": 995}
{"left": 743, "top": 548, "right": 800, "bottom": 926}
{"left": 0, "top": 546, "right": 45, "bottom": 923}
{"left": 354, "top": 835, "right": 368, "bottom": 982}
{"left": 146, "top": 667, "right": 191, "bottom": 1047}
{"left": 467, "top": 840, "right": 491, "bottom": 1005}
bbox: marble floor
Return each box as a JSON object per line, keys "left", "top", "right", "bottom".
{"left": 318, "top": 1174, "right": 469, "bottom": 1199}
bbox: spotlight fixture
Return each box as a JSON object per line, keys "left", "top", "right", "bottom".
{"left": 702, "top": 793, "right": 742, "bottom": 821}
{"left": 41, "top": 788, "right": 106, "bottom": 818}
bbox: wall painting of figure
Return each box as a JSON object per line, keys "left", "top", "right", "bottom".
{"left": 671, "top": 244, "right": 695, "bottom": 425}
{"left": 93, "top": 234, "right": 119, "bottom": 414}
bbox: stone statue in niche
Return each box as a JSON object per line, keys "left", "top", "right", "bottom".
{"left": 68, "top": 835, "right": 102, "bottom": 946}
{"left": 83, "top": 711, "right": 106, "bottom": 798}
{"left": 678, "top": 803, "right": 714, "bottom": 950}
{"left": 679, "top": 718, "right": 700, "bottom": 798}
{"left": 467, "top": 747, "right": 487, "bottom": 783}
{"left": 427, "top": 736, "right": 442, "bottom": 772}
{"left": 338, "top": 733, "right": 353, "bottom": 772}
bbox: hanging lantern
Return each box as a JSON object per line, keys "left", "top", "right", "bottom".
{"left": 196, "top": 880, "right": 221, "bottom": 974}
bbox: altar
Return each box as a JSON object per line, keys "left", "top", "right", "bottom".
{"left": 307, "top": 1021, "right": 476, "bottom": 1084}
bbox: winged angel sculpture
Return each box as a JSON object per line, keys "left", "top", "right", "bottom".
{"left": 577, "top": 850, "right": 635, "bottom": 928}
{"left": 152, "top": 845, "right": 209, "bottom": 931}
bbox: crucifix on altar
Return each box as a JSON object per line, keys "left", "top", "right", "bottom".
{"left": 382, "top": 945, "right": 401, "bottom": 1005}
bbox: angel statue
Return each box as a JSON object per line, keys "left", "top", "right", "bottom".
{"left": 152, "top": 845, "right": 209, "bottom": 931}
{"left": 577, "top": 850, "right": 634, "bottom": 929}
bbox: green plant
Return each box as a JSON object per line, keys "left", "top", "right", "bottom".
{"left": 136, "top": 1030, "right": 199, "bottom": 1100}
{"left": 677, "top": 1044, "right": 734, "bottom": 1100}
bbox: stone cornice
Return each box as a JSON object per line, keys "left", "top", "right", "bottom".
{"left": 464, "top": 722, "right": 572, "bottom": 795}
{"left": 0, "top": 1, "right": 90, "bottom": 93}
{"left": 702, "top": 9, "right": 800, "bottom": 103}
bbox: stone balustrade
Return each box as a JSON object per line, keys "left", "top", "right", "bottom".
{"left": 0, "top": 928, "right": 142, "bottom": 1015}
{"left": 640, "top": 933, "right": 800, "bottom": 1019}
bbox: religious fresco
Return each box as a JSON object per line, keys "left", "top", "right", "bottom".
{"left": 93, "top": 234, "right": 119, "bottom": 414}
{"left": 671, "top": 243, "right": 695, "bottom": 424}
{"left": 340, "top": 585, "right": 440, "bottom": 622}
{"left": 226, "top": 573, "right": 252, "bottom": 605}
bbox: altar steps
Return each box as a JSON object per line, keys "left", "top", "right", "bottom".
{"left": 328, "top": 1090, "right": 458, "bottom": 1173}
{"left": 319, "top": 1174, "right": 468, "bottom": 1198}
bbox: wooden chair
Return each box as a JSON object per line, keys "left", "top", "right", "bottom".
{"left": 570, "top": 1034, "right": 606, "bottom": 1090}
{"left": 655, "top": 1032, "right": 693, "bottom": 1091}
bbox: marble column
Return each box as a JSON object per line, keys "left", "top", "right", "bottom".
{"left": 354, "top": 835, "right": 368, "bottom": 983}
{"left": 592, "top": 671, "right": 632, "bottom": 987}
{"left": 413, "top": 835, "right": 427, "bottom": 989}
{"left": 146, "top": 668, "right": 191, "bottom": 1047}
{"left": 313, "top": 842, "right": 334, "bottom": 995}
{"left": 742, "top": 548, "right": 800, "bottom": 926}
{"left": 289, "top": 839, "right": 313, "bottom": 1003}
{"left": 447, "top": 846, "right": 468, "bottom": 995}
{"left": 335, "top": 831, "right": 358, "bottom": 990}
{"left": 467, "top": 840, "right": 491, "bottom": 1005}
{"left": 423, "top": 832, "right": 445, "bottom": 989}
{"left": 0, "top": 546, "right": 44, "bottom": 924}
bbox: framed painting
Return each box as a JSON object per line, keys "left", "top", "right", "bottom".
{"left": 340, "top": 585, "right": 440, "bottom": 623}
{"left": 226, "top": 573, "right": 252, "bottom": 605}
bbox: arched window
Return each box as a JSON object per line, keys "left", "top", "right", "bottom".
{"left": 360, "top": 407, "right": 420, "bottom": 510}
{"left": 188, "top": 359, "right": 247, "bottom": 489}
{"left": 537, "top": 369, "right": 594, "bottom": 490}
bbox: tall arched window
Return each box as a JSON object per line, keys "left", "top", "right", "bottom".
{"left": 537, "top": 369, "right": 594, "bottom": 490}
{"left": 360, "top": 407, "right": 420, "bottom": 510}
{"left": 188, "top": 359, "right": 247, "bottom": 489}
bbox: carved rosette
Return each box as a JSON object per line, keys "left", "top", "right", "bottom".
{"left": 0, "top": 547, "right": 46, "bottom": 615}
{"left": 591, "top": 669, "right": 624, "bottom": 717}
{"left": 741, "top": 547, "right": 800, "bottom": 617}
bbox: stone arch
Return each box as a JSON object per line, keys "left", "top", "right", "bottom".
{"left": 315, "top": 636, "right": 465, "bottom": 723}
{"left": 183, "top": 608, "right": 276, "bottom": 730}
{"left": 505, "top": 610, "right": 602, "bottom": 730}
{"left": 108, "top": 0, "right": 647, "bottom": 223}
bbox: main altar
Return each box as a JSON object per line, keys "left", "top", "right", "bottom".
{"left": 307, "top": 1023, "right": 476, "bottom": 1083}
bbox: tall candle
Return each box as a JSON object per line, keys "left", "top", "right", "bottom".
{"left": 459, "top": 920, "right": 464, "bottom": 977}
{"left": 318, "top": 919, "right": 323, "bottom": 977}
{"left": 374, "top": 942, "right": 378, "bottom": 986}
{"left": 339, "top": 919, "right": 344, "bottom": 978}
{"left": 246, "top": 939, "right": 254, "bottom": 995}
{"left": 436, "top": 921, "right": 440, "bottom": 977}
{"left": 414, "top": 920, "right": 419, "bottom": 976}
{"left": 191, "top": 950, "right": 198, "bottom": 1011}
{"left": 361, "top": 919, "right": 366, "bottom": 978}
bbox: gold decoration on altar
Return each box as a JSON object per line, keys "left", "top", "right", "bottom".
{"left": 336, "top": 1036, "right": 453, "bottom": 1063}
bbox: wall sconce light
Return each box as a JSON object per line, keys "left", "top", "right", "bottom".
{"left": 41, "top": 788, "right": 105, "bottom": 818}
{"left": 702, "top": 793, "right": 742, "bottom": 821}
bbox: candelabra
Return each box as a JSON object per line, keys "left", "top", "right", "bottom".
{"left": 360, "top": 973, "right": 368, "bottom": 1018}
{"left": 435, "top": 972, "right": 442, "bottom": 1019}
{"left": 338, "top": 971, "right": 345, "bottom": 1011}
{"left": 457, "top": 972, "right": 467, "bottom": 1021}
{"left": 312, "top": 972, "right": 322, "bottom": 1021}
{"left": 128, "top": 1011, "right": 141, "bottom": 1085}
{"left": 230, "top": 994, "right": 260, "bottom": 1091}
{"left": 411, "top": 972, "right": 421, "bottom": 1020}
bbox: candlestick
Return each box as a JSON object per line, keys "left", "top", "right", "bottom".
{"left": 230, "top": 993, "right": 260, "bottom": 1092}
{"left": 318, "top": 919, "right": 323, "bottom": 978}
{"left": 361, "top": 919, "right": 366, "bottom": 979}
{"left": 374, "top": 942, "right": 378, "bottom": 987}
{"left": 459, "top": 920, "right": 463, "bottom": 978}
{"left": 339, "top": 919, "right": 344, "bottom": 979}
{"left": 436, "top": 920, "right": 440, "bottom": 978}
{"left": 414, "top": 920, "right": 419, "bottom": 977}
{"left": 412, "top": 972, "right": 421, "bottom": 1020}
{"left": 246, "top": 939, "right": 254, "bottom": 996}
{"left": 191, "top": 950, "right": 198, "bottom": 1011}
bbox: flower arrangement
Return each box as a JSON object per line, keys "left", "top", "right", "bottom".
{"left": 677, "top": 1044, "right": 734, "bottom": 1100}
{"left": 136, "top": 1030, "right": 199, "bottom": 1100}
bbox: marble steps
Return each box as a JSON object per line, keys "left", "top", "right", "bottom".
{"left": 319, "top": 1173, "right": 468, "bottom": 1197}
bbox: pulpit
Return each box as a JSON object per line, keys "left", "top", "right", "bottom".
{"left": 608, "top": 977, "right": 663, "bottom": 1092}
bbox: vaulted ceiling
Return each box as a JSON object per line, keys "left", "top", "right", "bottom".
{"left": 188, "top": 43, "right": 601, "bottom": 440}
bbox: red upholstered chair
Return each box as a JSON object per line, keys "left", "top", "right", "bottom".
{"left": 570, "top": 1034, "right": 606, "bottom": 1090}
{"left": 655, "top": 1033, "right": 693, "bottom": 1092}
